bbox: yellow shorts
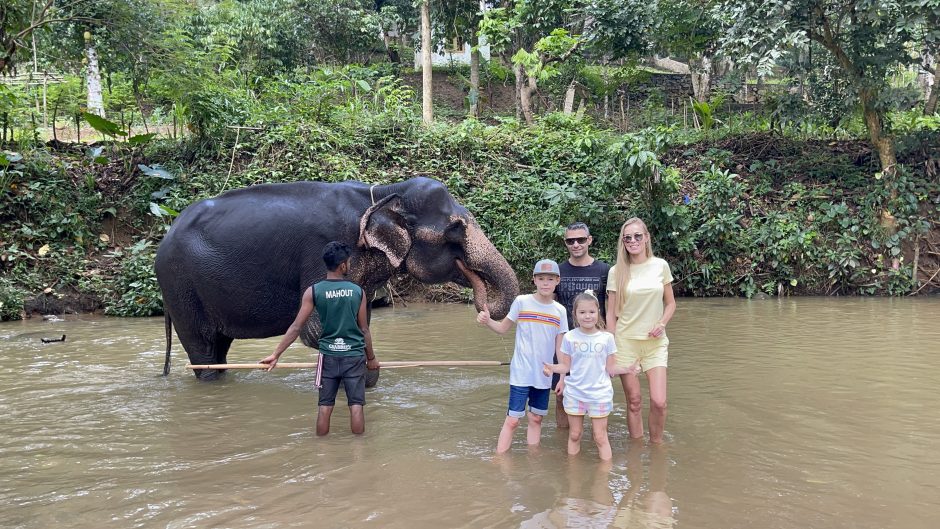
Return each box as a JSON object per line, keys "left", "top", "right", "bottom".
{"left": 614, "top": 337, "right": 669, "bottom": 372}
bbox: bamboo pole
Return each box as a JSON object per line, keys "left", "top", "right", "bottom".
{"left": 186, "top": 360, "right": 509, "bottom": 370}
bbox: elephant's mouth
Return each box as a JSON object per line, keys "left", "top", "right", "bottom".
{"left": 455, "top": 259, "right": 488, "bottom": 312}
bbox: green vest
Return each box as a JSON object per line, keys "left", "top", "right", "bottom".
{"left": 314, "top": 279, "right": 365, "bottom": 356}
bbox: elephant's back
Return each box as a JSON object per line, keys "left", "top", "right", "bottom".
{"left": 155, "top": 181, "right": 372, "bottom": 336}
{"left": 159, "top": 181, "right": 369, "bottom": 256}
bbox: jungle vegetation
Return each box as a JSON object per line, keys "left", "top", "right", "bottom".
{"left": 0, "top": 0, "right": 938, "bottom": 320}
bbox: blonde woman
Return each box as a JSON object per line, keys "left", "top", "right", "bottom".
{"left": 605, "top": 218, "right": 676, "bottom": 443}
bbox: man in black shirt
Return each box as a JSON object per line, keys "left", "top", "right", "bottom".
{"left": 553, "top": 222, "right": 611, "bottom": 428}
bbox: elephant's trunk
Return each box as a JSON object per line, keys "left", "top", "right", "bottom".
{"left": 461, "top": 222, "right": 519, "bottom": 320}
{"left": 456, "top": 259, "right": 487, "bottom": 311}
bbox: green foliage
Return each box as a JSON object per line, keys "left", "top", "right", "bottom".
{"left": 104, "top": 240, "right": 163, "bottom": 317}
{"left": 83, "top": 112, "right": 127, "bottom": 138}
{"left": 2, "top": 61, "right": 938, "bottom": 316}
{"left": 0, "top": 277, "right": 24, "bottom": 321}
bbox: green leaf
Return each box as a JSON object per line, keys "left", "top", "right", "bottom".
{"left": 128, "top": 133, "right": 156, "bottom": 146}
{"left": 138, "top": 164, "right": 174, "bottom": 180}
{"left": 0, "top": 151, "right": 22, "bottom": 166}
{"left": 149, "top": 202, "right": 165, "bottom": 217}
{"left": 356, "top": 80, "right": 371, "bottom": 92}
{"left": 82, "top": 112, "right": 127, "bottom": 137}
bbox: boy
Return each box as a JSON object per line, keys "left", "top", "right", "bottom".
{"left": 477, "top": 259, "right": 569, "bottom": 453}
{"left": 261, "top": 241, "right": 380, "bottom": 435}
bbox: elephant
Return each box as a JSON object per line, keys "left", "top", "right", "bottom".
{"left": 155, "top": 176, "right": 519, "bottom": 381}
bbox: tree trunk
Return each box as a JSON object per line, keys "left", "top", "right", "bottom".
{"left": 926, "top": 81, "right": 939, "bottom": 115}
{"left": 859, "top": 88, "right": 897, "bottom": 177}
{"left": 859, "top": 86, "right": 899, "bottom": 254}
{"left": 85, "top": 44, "right": 105, "bottom": 118}
{"left": 420, "top": 0, "right": 433, "bottom": 126}
{"left": 926, "top": 70, "right": 938, "bottom": 115}
{"left": 690, "top": 54, "right": 712, "bottom": 103}
{"left": 513, "top": 62, "right": 523, "bottom": 121}
{"left": 563, "top": 79, "right": 576, "bottom": 114}
{"left": 469, "top": 33, "right": 481, "bottom": 118}
{"left": 520, "top": 74, "right": 536, "bottom": 125}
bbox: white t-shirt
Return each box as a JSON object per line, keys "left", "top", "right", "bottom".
{"left": 560, "top": 328, "right": 617, "bottom": 403}
{"left": 507, "top": 294, "right": 569, "bottom": 388}
{"left": 607, "top": 257, "right": 673, "bottom": 340}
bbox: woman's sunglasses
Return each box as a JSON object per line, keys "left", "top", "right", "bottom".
{"left": 622, "top": 233, "right": 645, "bottom": 243}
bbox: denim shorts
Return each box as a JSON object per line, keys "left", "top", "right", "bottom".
{"left": 318, "top": 354, "right": 366, "bottom": 407}
{"left": 507, "top": 385, "right": 550, "bottom": 418}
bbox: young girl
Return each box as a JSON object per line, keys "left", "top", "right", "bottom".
{"left": 543, "top": 291, "right": 632, "bottom": 460}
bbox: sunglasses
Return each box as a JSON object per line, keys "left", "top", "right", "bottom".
{"left": 622, "top": 233, "right": 645, "bottom": 243}
{"left": 564, "top": 237, "right": 589, "bottom": 246}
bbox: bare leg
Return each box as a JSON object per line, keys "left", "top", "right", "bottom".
{"left": 497, "top": 415, "right": 520, "bottom": 453}
{"left": 316, "top": 405, "right": 334, "bottom": 436}
{"left": 349, "top": 404, "right": 365, "bottom": 435}
{"left": 555, "top": 395, "right": 569, "bottom": 428}
{"left": 619, "top": 372, "right": 644, "bottom": 439}
{"left": 526, "top": 411, "right": 543, "bottom": 446}
{"left": 567, "top": 414, "right": 584, "bottom": 455}
{"left": 646, "top": 367, "right": 667, "bottom": 443}
{"left": 592, "top": 417, "right": 612, "bottom": 460}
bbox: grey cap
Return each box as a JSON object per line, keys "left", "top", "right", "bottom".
{"left": 532, "top": 259, "right": 560, "bottom": 276}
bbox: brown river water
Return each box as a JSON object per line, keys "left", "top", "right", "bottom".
{"left": 1, "top": 299, "right": 939, "bottom": 529}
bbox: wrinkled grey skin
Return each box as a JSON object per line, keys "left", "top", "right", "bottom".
{"left": 156, "top": 177, "right": 518, "bottom": 380}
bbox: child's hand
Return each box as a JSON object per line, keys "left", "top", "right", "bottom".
{"left": 554, "top": 378, "right": 565, "bottom": 396}
{"left": 542, "top": 362, "right": 554, "bottom": 377}
{"left": 608, "top": 361, "right": 641, "bottom": 377}
{"left": 476, "top": 303, "right": 492, "bottom": 325}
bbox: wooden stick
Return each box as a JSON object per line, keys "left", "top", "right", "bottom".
{"left": 186, "top": 360, "right": 509, "bottom": 370}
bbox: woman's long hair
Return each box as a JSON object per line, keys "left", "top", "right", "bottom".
{"left": 613, "top": 217, "right": 654, "bottom": 313}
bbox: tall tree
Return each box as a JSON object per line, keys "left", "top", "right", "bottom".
{"left": 719, "top": 0, "right": 921, "bottom": 180}
{"left": 480, "top": 0, "right": 653, "bottom": 124}
{"left": 0, "top": 0, "right": 93, "bottom": 75}
{"left": 432, "top": 0, "right": 487, "bottom": 118}
{"left": 656, "top": 0, "right": 722, "bottom": 102}
{"left": 421, "top": 0, "right": 433, "bottom": 125}
{"left": 83, "top": 30, "right": 104, "bottom": 117}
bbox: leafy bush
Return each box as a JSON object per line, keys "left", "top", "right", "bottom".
{"left": 0, "top": 278, "right": 24, "bottom": 321}
{"left": 104, "top": 240, "right": 163, "bottom": 317}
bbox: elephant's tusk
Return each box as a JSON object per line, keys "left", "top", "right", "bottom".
{"left": 455, "top": 259, "right": 487, "bottom": 312}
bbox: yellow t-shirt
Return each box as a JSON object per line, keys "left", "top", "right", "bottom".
{"left": 606, "top": 257, "right": 673, "bottom": 340}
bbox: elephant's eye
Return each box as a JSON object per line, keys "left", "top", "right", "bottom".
{"left": 445, "top": 219, "right": 466, "bottom": 242}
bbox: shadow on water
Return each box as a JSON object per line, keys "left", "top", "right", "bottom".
{"left": 1, "top": 299, "right": 939, "bottom": 528}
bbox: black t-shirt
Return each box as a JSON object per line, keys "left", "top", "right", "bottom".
{"left": 556, "top": 259, "right": 611, "bottom": 329}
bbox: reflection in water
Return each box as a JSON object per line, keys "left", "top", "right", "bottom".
{"left": 519, "top": 441, "right": 675, "bottom": 529}
{"left": 2, "top": 299, "right": 940, "bottom": 529}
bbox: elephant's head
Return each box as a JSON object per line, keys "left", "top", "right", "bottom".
{"left": 355, "top": 178, "right": 518, "bottom": 319}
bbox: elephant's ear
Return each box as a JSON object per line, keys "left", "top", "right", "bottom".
{"left": 358, "top": 194, "right": 411, "bottom": 269}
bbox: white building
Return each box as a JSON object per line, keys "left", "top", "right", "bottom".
{"left": 413, "top": 35, "right": 491, "bottom": 68}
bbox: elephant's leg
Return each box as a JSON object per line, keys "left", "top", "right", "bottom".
{"left": 177, "top": 325, "right": 235, "bottom": 381}
{"left": 192, "top": 333, "right": 234, "bottom": 381}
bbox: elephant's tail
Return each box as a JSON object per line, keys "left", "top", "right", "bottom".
{"left": 162, "top": 313, "right": 173, "bottom": 376}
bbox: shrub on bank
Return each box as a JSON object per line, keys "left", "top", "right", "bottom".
{"left": 1, "top": 71, "right": 937, "bottom": 315}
